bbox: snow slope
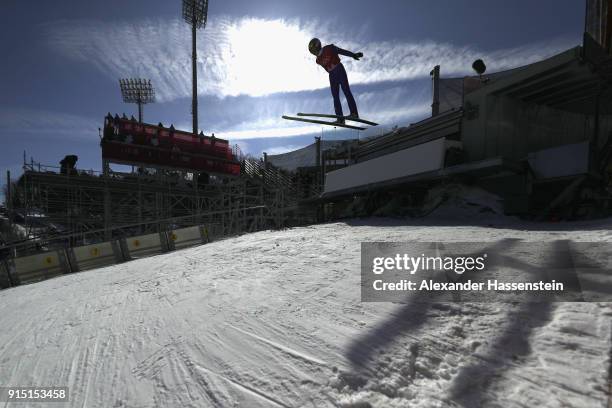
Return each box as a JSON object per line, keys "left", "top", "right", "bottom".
{"left": 0, "top": 216, "right": 611, "bottom": 407}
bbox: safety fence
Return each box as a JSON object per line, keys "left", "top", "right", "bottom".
{"left": 0, "top": 204, "right": 270, "bottom": 290}
{"left": 242, "top": 158, "right": 297, "bottom": 197}
{"left": 0, "top": 222, "right": 217, "bottom": 289}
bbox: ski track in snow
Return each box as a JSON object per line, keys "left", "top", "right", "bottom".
{"left": 0, "top": 216, "right": 611, "bottom": 407}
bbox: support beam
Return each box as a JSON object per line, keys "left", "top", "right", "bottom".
{"left": 6, "top": 171, "right": 12, "bottom": 238}
{"left": 192, "top": 18, "right": 198, "bottom": 134}
{"left": 430, "top": 65, "right": 440, "bottom": 116}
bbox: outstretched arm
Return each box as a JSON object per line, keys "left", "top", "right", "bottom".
{"left": 333, "top": 45, "right": 363, "bottom": 60}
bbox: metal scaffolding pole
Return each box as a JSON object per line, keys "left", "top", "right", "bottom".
{"left": 6, "top": 170, "right": 12, "bottom": 235}
{"left": 183, "top": 0, "right": 208, "bottom": 135}
{"left": 192, "top": 18, "right": 198, "bottom": 134}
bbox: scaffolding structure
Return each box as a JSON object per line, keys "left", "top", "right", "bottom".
{"left": 7, "top": 155, "right": 308, "bottom": 257}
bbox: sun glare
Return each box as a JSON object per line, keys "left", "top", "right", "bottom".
{"left": 219, "top": 124, "right": 322, "bottom": 140}
{"left": 223, "top": 18, "right": 325, "bottom": 97}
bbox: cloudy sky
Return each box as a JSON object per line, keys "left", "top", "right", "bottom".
{"left": 0, "top": 0, "right": 585, "bottom": 183}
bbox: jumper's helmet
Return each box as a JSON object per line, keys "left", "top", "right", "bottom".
{"left": 308, "top": 38, "right": 322, "bottom": 55}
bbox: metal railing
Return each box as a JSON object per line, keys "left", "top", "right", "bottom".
{"left": 0, "top": 204, "right": 266, "bottom": 258}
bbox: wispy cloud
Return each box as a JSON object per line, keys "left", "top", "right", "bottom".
{"left": 219, "top": 123, "right": 322, "bottom": 140}
{"left": 265, "top": 145, "right": 304, "bottom": 155}
{"left": 344, "top": 36, "right": 576, "bottom": 85}
{"left": 44, "top": 17, "right": 324, "bottom": 101}
{"left": 212, "top": 83, "right": 432, "bottom": 141}
{"left": 44, "top": 17, "right": 576, "bottom": 102}
{"left": 0, "top": 108, "right": 99, "bottom": 140}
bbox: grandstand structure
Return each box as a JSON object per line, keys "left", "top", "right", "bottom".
{"left": 7, "top": 115, "right": 310, "bottom": 257}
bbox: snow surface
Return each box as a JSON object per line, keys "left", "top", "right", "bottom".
{"left": 1, "top": 214, "right": 611, "bottom": 407}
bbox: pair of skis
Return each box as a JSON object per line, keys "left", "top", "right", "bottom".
{"left": 282, "top": 113, "right": 378, "bottom": 130}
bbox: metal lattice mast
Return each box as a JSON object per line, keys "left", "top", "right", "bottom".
{"left": 118, "top": 79, "right": 155, "bottom": 123}
{"left": 182, "top": 0, "right": 209, "bottom": 135}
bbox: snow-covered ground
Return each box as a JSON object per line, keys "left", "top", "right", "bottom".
{"left": 0, "top": 214, "right": 611, "bottom": 407}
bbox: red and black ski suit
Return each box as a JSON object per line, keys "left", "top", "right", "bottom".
{"left": 316, "top": 44, "right": 359, "bottom": 117}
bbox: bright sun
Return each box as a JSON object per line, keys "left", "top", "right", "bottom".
{"left": 222, "top": 18, "right": 324, "bottom": 97}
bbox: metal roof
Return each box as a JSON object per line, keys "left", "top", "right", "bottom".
{"left": 486, "top": 44, "right": 612, "bottom": 114}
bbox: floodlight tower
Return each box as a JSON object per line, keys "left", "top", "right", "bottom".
{"left": 182, "top": 0, "right": 208, "bottom": 135}
{"left": 119, "top": 78, "right": 155, "bottom": 123}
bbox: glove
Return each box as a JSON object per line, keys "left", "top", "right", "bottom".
{"left": 353, "top": 52, "right": 363, "bottom": 60}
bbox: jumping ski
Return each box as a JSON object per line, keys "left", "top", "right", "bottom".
{"left": 282, "top": 115, "right": 366, "bottom": 130}
{"left": 297, "top": 113, "right": 378, "bottom": 127}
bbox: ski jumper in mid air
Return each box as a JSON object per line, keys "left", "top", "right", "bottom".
{"left": 308, "top": 38, "right": 363, "bottom": 124}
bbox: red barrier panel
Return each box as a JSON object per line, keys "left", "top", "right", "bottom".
{"left": 102, "top": 141, "right": 240, "bottom": 175}
{"left": 103, "top": 116, "right": 239, "bottom": 175}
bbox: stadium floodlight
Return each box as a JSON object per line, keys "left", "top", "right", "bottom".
{"left": 182, "top": 0, "right": 208, "bottom": 28}
{"left": 119, "top": 78, "right": 155, "bottom": 123}
{"left": 472, "top": 59, "right": 486, "bottom": 76}
{"left": 182, "top": 0, "right": 209, "bottom": 135}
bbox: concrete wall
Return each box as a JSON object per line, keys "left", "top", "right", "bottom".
{"left": 528, "top": 141, "right": 591, "bottom": 179}
{"left": 460, "top": 47, "right": 612, "bottom": 164}
{"left": 324, "top": 138, "right": 457, "bottom": 194}
{"left": 461, "top": 94, "right": 608, "bottom": 163}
